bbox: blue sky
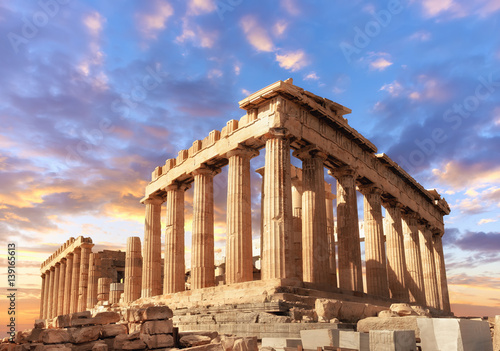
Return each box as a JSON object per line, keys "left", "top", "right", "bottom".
{"left": 0, "top": 0, "right": 500, "bottom": 331}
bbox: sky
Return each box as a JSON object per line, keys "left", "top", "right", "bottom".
{"left": 1, "top": 0, "right": 500, "bottom": 334}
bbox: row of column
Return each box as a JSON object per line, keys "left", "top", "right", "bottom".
{"left": 140, "top": 129, "right": 450, "bottom": 312}
{"left": 40, "top": 243, "right": 93, "bottom": 319}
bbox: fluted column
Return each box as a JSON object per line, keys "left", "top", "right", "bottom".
{"left": 63, "top": 254, "right": 73, "bottom": 314}
{"left": 57, "top": 259, "right": 66, "bottom": 315}
{"left": 361, "top": 185, "right": 389, "bottom": 297}
{"left": 97, "top": 277, "right": 112, "bottom": 303}
{"left": 332, "top": 167, "right": 363, "bottom": 292}
{"left": 326, "top": 190, "right": 337, "bottom": 288}
{"left": 78, "top": 243, "right": 92, "bottom": 311}
{"left": 47, "top": 267, "right": 55, "bottom": 318}
{"left": 52, "top": 263, "right": 60, "bottom": 317}
{"left": 43, "top": 270, "right": 51, "bottom": 319}
{"left": 226, "top": 148, "right": 258, "bottom": 284}
{"left": 70, "top": 248, "right": 81, "bottom": 313}
{"left": 39, "top": 273, "right": 46, "bottom": 319}
{"left": 87, "top": 253, "right": 101, "bottom": 309}
{"left": 262, "top": 129, "right": 294, "bottom": 280}
{"left": 141, "top": 196, "right": 163, "bottom": 297}
{"left": 192, "top": 166, "right": 217, "bottom": 289}
{"left": 419, "top": 224, "right": 440, "bottom": 309}
{"left": 125, "top": 237, "right": 142, "bottom": 303}
{"left": 291, "top": 181, "right": 303, "bottom": 280}
{"left": 296, "top": 149, "right": 329, "bottom": 284}
{"left": 402, "top": 213, "right": 426, "bottom": 305}
{"left": 433, "top": 233, "right": 451, "bottom": 312}
{"left": 383, "top": 202, "right": 409, "bottom": 301}
{"left": 256, "top": 168, "right": 265, "bottom": 263}
{"left": 164, "top": 183, "right": 189, "bottom": 293}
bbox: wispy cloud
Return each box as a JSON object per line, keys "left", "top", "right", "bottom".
{"left": 281, "top": 0, "right": 300, "bottom": 15}
{"left": 187, "top": 0, "right": 216, "bottom": 15}
{"left": 240, "top": 15, "right": 274, "bottom": 52}
{"left": 304, "top": 72, "right": 319, "bottom": 81}
{"left": 136, "top": 0, "right": 174, "bottom": 40}
{"left": 275, "top": 50, "right": 308, "bottom": 71}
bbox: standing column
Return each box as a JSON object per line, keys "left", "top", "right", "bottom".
{"left": 164, "top": 183, "right": 189, "bottom": 293}
{"left": 87, "top": 253, "right": 101, "bottom": 309}
{"left": 402, "top": 213, "right": 426, "bottom": 305}
{"left": 419, "top": 224, "right": 440, "bottom": 309}
{"left": 63, "top": 254, "right": 73, "bottom": 315}
{"left": 192, "top": 166, "right": 217, "bottom": 289}
{"left": 52, "top": 263, "right": 60, "bottom": 317}
{"left": 256, "top": 168, "right": 265, "bottom": 265}
{"left": 291, "top": 180, "right": 303, "bottom": 280}
{"left": 297, "top": 150, "right": 329, "bottom": 284}
{"left": 361, "top": 185, "right": 389, "bottom": 297}
{"left": 226, "top": 148, "right": 258, "bottom": 284}
{"left": 43, "top": 270, "right": 51, "bottom": 319}
{"left": 326, "top": 190, "right": 337, "bottom": 288}
{"left": 433, "top": 233, "right": 451, "bottom": 312}
{"left": 384, "top": 202, "right": 409, "bottom": 301}
{"left": 57, "top": 258, "right": 66, "bottom": 315}
{"left": 70, "top": 248, "right": 81, "bottom": 313}
{"left": 125, "top": 237, "right": 142, "bottom": 303}
{"left": 331, "top": 167, "right": 363, "bottom": 292}
{"left": 141, "top": 196, "right": 163, "bottom": 298}
{"left": 262, "top": 129, "right": 294, "bottom": 280}
{"left": 97, "top": 278, "right": 112, "bottom": 303}
{"left": 47, "top": 267, "right": 55, "bottom": 318}
{"left": 78, "top": 243, "right": 93, "bottom": 311}
{"left": 39, "top": 273, "right": 46, "bottom": 319}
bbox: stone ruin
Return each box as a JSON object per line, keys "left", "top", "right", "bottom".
{"left": 5, "top": 79, "right": 499, "bottom": 350}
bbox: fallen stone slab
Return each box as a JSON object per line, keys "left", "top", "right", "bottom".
{"left": 40, "top": 329, "right": 71, "bottom": 344}
{"left": 100, "top": 323, "right": 128, "bottom": 338}
{"left": 91, "top": 341, "right": 108, "bottom": 351}
{"left": 141, "top": 320, "right": 173, "bottom": 335}
{"left": 121, "top": 339, "right": 147, "bottom": 350}
{"left": 55, "top": 315, "right": 71, "bottom": 329}
{"left": 27, "top": 328, "right": 44, "bottom": 343}
{"left": 34, "top": 320, "right": 47, "bottom": 329}
{"left": 93, "top": 312, "right": 121, "bottom": 325}
{"left": 181, "top": 343, "right": 225, "bottom": 351}
{"left": 140, "top": 333, "right": 174, "bottom": 349}
{"left": 179, "top": 331, "right": 219, "bottom": 340}
{"left": 369, "top": 330, "right": 416, "bottom": 351}
{"left": 261, "top": 337, "right": 302, "bottom": 351}
{"left": 338, "top": 330, "right": 369, "bottom": 351}
{"left": 68, "top": 326, "right": 102, "bottom": 344}
{"left": 357, "top": 316, "right": 428, "bottom": 339}
{"left": 180, "top": 335, "right": 212, "bottom": 348}
{"left": 258, "top": 313, "right": 291, "bottom": 324}
{"left": 300, "top": 329, "right": 339, "bottom": 349}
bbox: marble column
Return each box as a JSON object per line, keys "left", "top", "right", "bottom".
{"left": 298, "top": 150, "right": 329, "bottom": 284}
{"left": 226, "top": 148, "right": 257, "bottom": 284}
{"left": 78, "top": 243, "right": 92, "bottom": 311}
{"left": 52, "top": 263, "right": 60, "bottom": 317}
{"left": 326, "top": 190, "right": 337, "bottom": 288}
{"left": 291, "top": 180, "right": 303, "bottom": 280}
{"left": 47, "top": 267, "right": 55, "bottom": 318}
{"left": 43, "top": 270, "right": 51, "bottom": 319}
{"left": 419, "top": 224, "right": 440, "bottom": 309}
{"left": 39, "top": 273, "right": 46, "bottom": 319}
{"left": 70, "top": 248, "right": 81, "bottom": 313}
{"left": 361, "top": 185, "right": 389, "bottom": 297}
{"left": 87, "top": 253, "right": 101, "bottom": 309}
{"left": 125, "top": 237, "right": 142, "bottom": 303}
{"left": 433, "top": 234, "right": 451, "bottom": 312}
{"left": 192, "top": 166, "right": 217, "bottom": 289}
{"left": 164, "top": 183, "right": 189, "bottom": 293}
{"left": 109, "top": 283, "right": 124, "bottom": 304}
{"left": 332, "top": 167, "right": 363, "bottom": 292}
{"left": 57, "top": 258, "right": 66, "bottom": 315}
{"left": 402, "top": 213, "right": 426, "bottom": 305}
{"left": 141, "top": 196, "right": 163, "bottom": 298}
{"left": 256, "top": 168, "right": 265, "bottom": 264}
{"left": 262, "top": 129, "right": 294, "bottom": 280}
{"left": 383, "top": 202, "right": 409, "bottom": 301}
{"left": 63, "top": 254, "right": 73, "bottom": 315}
{"left": 97, "top": 277, "right": 112, "bottom": 302}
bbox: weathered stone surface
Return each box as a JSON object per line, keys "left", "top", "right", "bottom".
{"left": 71, "top": 311, "right": 92, "bottom": 320}
{"left": 128, "top": 323, "right": 141, "bottom": 334}
{"left": 68, "top": 326, "right": 102, "bottom": 344}
{"left": 390, "top": 303, "right": 417, "bottom": 316}
{"left": 378, "top": 310, "right": 398, "bottom": 318}
{"left": 140, "top": 333, "right": 174, "bottom": 349}
{"left": 410, "top": 305, "right": 431, "bottom": 317}
{"left": 100, "top": 324, "right": 127, "bottom": 338}
{"left": 300, "top": 329, "right": 339, "bottom": 349}
{"left": 91, "top": 341, "right": 108, "bottom": 351}
{"left": 71, "top": 318, "right": 97, "bottom": 327}
{"left": 258, "top": 313, "right": 291, "bottom": 324}
{"left": 121, "top": 339, "right": 147, "bottom": 350}
{"left": 213, "top": 312, "right": 258, "bottom": 324}
{"left": 369, "top": 330, "right": 416, "bottom": 351}
{"left": 55, "top": 315, "right": 71, "bottom": 328}
{"left": 140, "top": 320, "right": 173, "bottom": 335}
{"left": 180, "top": 335, "right": 212, "bottom": 348}
{"left": 233, "top": 339, "right": 247, "bottom": 351}
{"left": 94, "top": 312, "right": 120, "bottom": 325}
{"left": 27, "top": 328, "right": 44, "bottom": 343}
{"left": 315, "top": 299, "right": 340, "bottom": 322}
{"left": 179, "top": 331, "right": 218, "bottom": 340}
{"left": 357, "top": 316, "right": 427, "bottom": 339}
{"left": 40, "top": 329, "right": 71, "bottom": 344}
{"left": 34, "top": 320, "right": 46, "bottom": 329}
{"left": 494, "top": 315, "right": 500, "bottom": 351}
{"left": 338, "top": 331, "right": 369, "bottom": 351}
{"left": 15, "top": 330, "right": 31, "bottom": 344}
{"left": 338, "top": 302, "right": 366, "bottom": 322}
{"left": 181, "top": 343, "right": 224, "bottom": 351}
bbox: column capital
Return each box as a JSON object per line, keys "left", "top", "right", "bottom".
{"left": 41, "top": 273, "right": 46, "bottom": 278}
{"left": 382, "top": 198, "right": 404, "bottom": 209}
{"left": 142, "top": 195, "right": 164, "bottom": 205}
{"left": 358, "top": 183, "right": 383, "bottom": 196}
{"left": 292, "top": 145, "right": 327, "bottom": 161}
{"left": 192, "top": 164, "right": 221, "bottom": 177}
{"left": 80, "top": 242, "right": 94, "bottom": 250}
{"left": 60, "top": 257, "right": 67, "bottom": 264}
{"left": 329, "top": 165, "right": 358, "bottom": 179}
{"left": 163, "top": 181, "right": 191, "bottom": 192}
{"left": 227, "top": 146, "right": 259, "bottom": 159}
{"left": 262, "top": 127, "right": 290, "bottom": 141}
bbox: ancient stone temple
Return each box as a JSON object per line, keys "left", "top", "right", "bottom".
{"left": 139, "top": 78, "right": 451, "bottom": 319}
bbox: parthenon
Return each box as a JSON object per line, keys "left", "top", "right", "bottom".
{"left": 39, "top": 78, "right": 452, "bottom": 322}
